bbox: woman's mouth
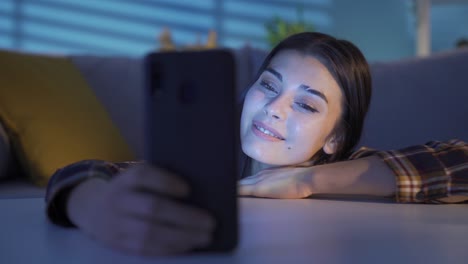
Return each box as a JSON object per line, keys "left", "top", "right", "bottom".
{"left": 252, "top": 121, "right": 285, "bottom": 141}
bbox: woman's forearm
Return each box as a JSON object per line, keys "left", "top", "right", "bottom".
{"left": 309, "top": 156, "right": 396, "bottom": 198}
{"left": 238, "top": 156, "right": 396, "bottom": 199}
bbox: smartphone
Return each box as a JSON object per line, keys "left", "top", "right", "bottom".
{"left": 144, "top": 50, "right": 238, "bottom": 252}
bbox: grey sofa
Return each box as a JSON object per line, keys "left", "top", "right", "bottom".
{"left": 362, "top": 49, "right": 468, "bottom": 150}
{"left": 1, "top": 46, "right": 467, "bottom": 198}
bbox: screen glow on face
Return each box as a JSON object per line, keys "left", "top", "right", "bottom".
{"left": 240, "top": 50, "right": 343, "bottom": 167}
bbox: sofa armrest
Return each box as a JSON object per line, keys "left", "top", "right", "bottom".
{"left": 0, "top": 121, "right": 11, "bottom": 181}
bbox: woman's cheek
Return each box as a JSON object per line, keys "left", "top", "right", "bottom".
{"left": 287, "top": 116, "right": 321, "bottom": 147}
{"left": 244, "top": 89, "right": 266, "bottom": 111}
{"left": 247, "top": 88, "right": 265, "bottom": 101}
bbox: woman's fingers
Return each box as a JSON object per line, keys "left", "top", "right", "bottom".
{"left": 101, "top": 192, "right": 215, "bottom": 256}
{"left": 238, "top": 182, "right": 259, "bottom": 197}
{"left": 238, "top": 174, "right": 265, "bottom": 196}
{"left": 109, "top": 217, "right": 212, "bottom": 256}
{"left": 115, "top": 164, "right": 190, "bottom": 198}
{"left": 117, "top": 191, "right": 216, "bottom": 232}
{"left": 238, "top": 168, "right": 310, "bottom": 198}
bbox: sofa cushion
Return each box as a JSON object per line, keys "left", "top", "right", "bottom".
{"left": 361, "top": 49, "right": 468, "bottom": 150}
{"left": 0, "top": 50, "right": 135, "bottom": 186}
{"left": 70, "top": 55, "right": 146, "bottom": 159}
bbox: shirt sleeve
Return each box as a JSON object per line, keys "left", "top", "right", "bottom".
{"left": 45, "top": 159, "right": 142, "bottom": 227}
{"left": 350, "top": 139, "right": 468, "bottom": 204}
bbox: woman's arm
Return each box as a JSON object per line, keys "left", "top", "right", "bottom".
{"left": 46, "top": 160, "right": 140, "bottom": 226}
{"left": 238, "top": 156, "right": 395, "bottom": 199}
{"left": 309, "top": 155, "right": 396, "bottom": 198}
{"left": 360, "top": 139, "right": 468, "bottom": 203}
{"left": 239, "top": 139, "right": 468, "bottom": 203}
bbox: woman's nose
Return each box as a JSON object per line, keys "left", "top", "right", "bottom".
{"left": 263, "top": 95, "right": 289, "bottom": 120}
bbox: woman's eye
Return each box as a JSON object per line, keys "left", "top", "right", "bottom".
{"left": 296, "top": 102, "right": 318, "bottom": 113}
{"left": 260, "top": 80, "right": 278, "bottom": 94}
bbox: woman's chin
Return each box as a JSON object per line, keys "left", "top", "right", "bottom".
{"left": 241, "top": 137, "right": 314, "bottom": 166}
{"left": 242, "top": 146, "right": 288, "bottom": 166}
{"left": 242, "top": 144, "right": 316, "bottom": 168}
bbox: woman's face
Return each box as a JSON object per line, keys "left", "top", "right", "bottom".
{"left": 240, "top": 50, "right": 343, "bottom": 166}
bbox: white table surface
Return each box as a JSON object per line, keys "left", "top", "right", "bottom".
{"left": 1, "top": 197, "right": 468, "bottom": 264}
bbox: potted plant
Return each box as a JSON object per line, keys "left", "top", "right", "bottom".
{"left": 265, "top": 7, "right": 315, "bottom": 47}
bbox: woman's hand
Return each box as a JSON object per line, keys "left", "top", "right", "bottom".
{"left": 238, "top": 166, "right": 314, "bottom": 199}
{"left": 67, "top": 164, "right": 216, "bottom": 256}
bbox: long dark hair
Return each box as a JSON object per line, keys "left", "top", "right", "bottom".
{"left": 249, "top": 32, "right": 372, "bottom": 164}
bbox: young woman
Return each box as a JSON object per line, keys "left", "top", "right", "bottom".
{"left": 46, "top": 32, "right": 468, "bottom": 255}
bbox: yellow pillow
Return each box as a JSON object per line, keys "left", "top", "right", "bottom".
{"left": 0, "top": 50, "right": 135, "bottom": 186}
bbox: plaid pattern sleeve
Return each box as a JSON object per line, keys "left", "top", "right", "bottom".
{"left": 45, "top": 159, "right": 142, "bottom": 227}
{"left": 350, "top": 139, "right": 468, "bottom": 203}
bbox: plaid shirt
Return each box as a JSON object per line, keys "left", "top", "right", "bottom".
{"left": 350, "top": 139, "right": 468, "bottom": 203}
{"left": 46, "top": 139, "right": 467, "bottom": 226}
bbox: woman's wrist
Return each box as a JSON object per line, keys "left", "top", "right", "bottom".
{"left": 67, "top": 177, "right": 109, "bottom": 228}
{"left": 308, "top": 156, "right": 396, "bottom": 197}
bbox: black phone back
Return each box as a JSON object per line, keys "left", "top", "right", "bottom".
{"left": 144, "top": 50, "right": 238, "bottom": 252}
